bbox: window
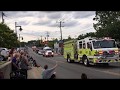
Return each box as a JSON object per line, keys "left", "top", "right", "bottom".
{"left": 92, "top": 40, "right": 117, "bottom": 49}
{"left": 83, "top": 43, "right": 86, "bottom": 49}
{"left": 79, "top": 41, "right": 82, "bottom": 49}
{"left": 87, "top": 42, "right": 91, "bottom": 49}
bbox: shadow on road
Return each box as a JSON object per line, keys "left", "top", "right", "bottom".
{"left": 91, "top": 63, "right": 120, "bottom": 69}
{"left": 72, "top": 62, "right": 120, "bottom": 69}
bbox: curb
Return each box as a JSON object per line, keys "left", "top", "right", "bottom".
{"left": 28, "top": 66, "right": 44, "bottom": 79}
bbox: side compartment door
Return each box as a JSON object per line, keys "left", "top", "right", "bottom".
{"left": 78, "top": 41, "right": 82, "bottom": 61}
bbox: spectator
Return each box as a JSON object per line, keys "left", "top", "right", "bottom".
{"left": 33, "top": 60, "right": 40, "bottom": 67}
{"left": 9, "top": 48, "right": 15, "bottom": 57}
{"left": 19, "top": 50, "right": 30, "bottom": 79}
{"left": 11, "top": 53, "right": 19, "bottom": 72}
{"left": 81, "top": 73, "right": 87, "bottom": 79}
{"left": 8, "top": 48, "right": 14, "bottom": 61}
{"left": 42, "top": 63, "right": 57, "bottom": 79}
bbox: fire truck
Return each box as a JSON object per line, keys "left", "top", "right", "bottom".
{"left": 63, "top": 37, "right": 120, "bottom": 66}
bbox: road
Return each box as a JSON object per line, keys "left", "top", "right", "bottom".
{"left": 28, "top": 48, "right": 120, "bottom": 79}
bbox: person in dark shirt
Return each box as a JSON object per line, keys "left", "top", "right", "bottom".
{"left": 12, "top": 53, "right": 19, "bottom": 72}
{"left": 81, "top": 73, "right": 87, "bottom": 79}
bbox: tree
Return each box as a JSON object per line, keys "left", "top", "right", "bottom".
{"left": 93, "top": 11, "right": 120, "bottom": 40}
{"left": 68, "top": 35, "right": 72, "bottom": 40}
{"left": 54, "top": 38, "right": 58, "bottom": 43}
{"left": 0, "top": 23, "right": 19, "bottom": 48}
{"left": 78, "top": 34, "right": 85, "bottom": 40}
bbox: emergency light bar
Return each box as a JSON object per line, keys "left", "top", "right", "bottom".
{"left": 103, "top": 37, "right": 111, "bottom": 40}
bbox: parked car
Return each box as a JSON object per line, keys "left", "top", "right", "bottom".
{"left": 38, "top": 50, "right": 44, "bottom": 55}
{"left": 0, "top": 56, "right": 4, "bottom": 61}
{"left": 0, "top": 48, "right": 9, "bottom": 61}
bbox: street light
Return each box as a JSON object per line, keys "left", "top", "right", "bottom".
{"left": 15, "top": 22, "right": 23, "bottom": 35}
{"left": 15, "top": 22, "right": 23, "bottom": 48}
{"left": 19, "top": 34, "right": 23, "bottom": 48}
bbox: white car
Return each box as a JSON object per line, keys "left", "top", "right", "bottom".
{"left": 38, "top": 50, "right": 44, "bottom": 55}
{"left": 0, "top": 48, "right": 9, "bottom": 60}
{"left": 43, "top": 50, "right": 54, "bottom": 57}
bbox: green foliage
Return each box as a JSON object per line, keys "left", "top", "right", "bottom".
{"left": 63, "top": 35, "right": 73, "bottom": 42}
{"left": 77, "top": 11, "right": 120, "bottom": 41}
{"left": 93, "top": 11, "right": 120, "bottom": 40}
{"left": 68, "top": 35, "right": 72, "bottom": 40}
{"left": 78, "top": 32, "right": 96, "bottom": 40}
{"left": 47, "top": 41, "right": 54, "bottom": 48}
{"left": 20, "top": 42, "right": 27, "bottom": 47}
{"left": 0, "top": 23, "right": 19, "bottom": 48}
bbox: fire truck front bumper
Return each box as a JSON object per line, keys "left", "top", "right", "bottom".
{"left": 94, "top": 56, "right": 120, "bottom": 63}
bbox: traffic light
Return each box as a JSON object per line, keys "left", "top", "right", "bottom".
{"left": 22, "top": 37, "right": 23, "bottom": 40}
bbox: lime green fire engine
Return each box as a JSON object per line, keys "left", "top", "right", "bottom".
{"left": 63, "top": 37, "right": 120, "bottom": 66}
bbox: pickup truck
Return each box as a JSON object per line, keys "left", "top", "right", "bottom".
{"left": 43, "top": 47, "right": 54, "bottom": 57}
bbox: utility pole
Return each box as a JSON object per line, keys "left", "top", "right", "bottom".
{"left": 15, "top": 22, "right": 17, "bottom": 34}
{"left": 57, "top": 20, "right": 64, "bottom": 55}
{"left": 19, "top": 34, "right": 23, "bottom": 48}
{"left": 57, "top": 21, "right": 64, "bottom": 41}
{"left": 15, "top": 22, "right": 23, "bottom": 39}
{"left": 19, "top": 34, "right": 21, "bottom": 48}
{"left": 46, "top": 31, "right": 49, "bottom": 41}
{"left": 41, "top": 36, "right": 42, "bottom": 43}
{"left": 1, "top": 12, "right": 6, "bottom": 23}
{"left": 40, "top": 35, "right": 43, "bottom": 46}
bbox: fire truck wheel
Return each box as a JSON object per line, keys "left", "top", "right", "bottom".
{"left": 67, "top": 58, "right": 71, "bottom": 63}
{"left": 83, "top": 58, "right": 89, "bottom": 66}
{"left": 67, "top": 55, "right": 72, "bottom": 63}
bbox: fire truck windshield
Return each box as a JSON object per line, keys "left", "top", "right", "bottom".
{"left": 92, "top": 40, "right": 117, "bottom": 49}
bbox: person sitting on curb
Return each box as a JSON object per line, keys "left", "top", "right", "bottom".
{"left": 28, "top": 56, "right": 40, "bottom": 67}
{"left": 42, "top": 62, "right": 57, "bottom": 79}
{"left": 81, "top": 73, "right": 88, "bottom": 79}
{"left": 33, "top": 60, "right": 40, "bottom": 67}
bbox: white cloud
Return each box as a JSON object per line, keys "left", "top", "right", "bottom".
{"left": 1, "top": 11, "right": 96, "bottom": 42}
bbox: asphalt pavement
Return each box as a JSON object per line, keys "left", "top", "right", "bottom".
{"left": 28, "top": 47, "right": 120, "bottom": 79}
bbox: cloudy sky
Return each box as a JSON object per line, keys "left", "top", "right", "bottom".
{"left": 0, "top": 11, "right": 96, "bottom": 42}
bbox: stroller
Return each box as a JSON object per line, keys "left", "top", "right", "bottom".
{"left": 10, "top": 69, "right": 27, "bottom": 79}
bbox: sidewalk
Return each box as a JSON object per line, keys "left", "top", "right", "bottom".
{"left": 27, "top": 66, "right": 43, "bottom": 79}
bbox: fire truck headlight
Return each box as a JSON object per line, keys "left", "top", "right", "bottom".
{"left": 52, "top": 52, "right": 54, "bottom": 55}
{"left": 45, "top": 53, "right": 48, "bottom": 55}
